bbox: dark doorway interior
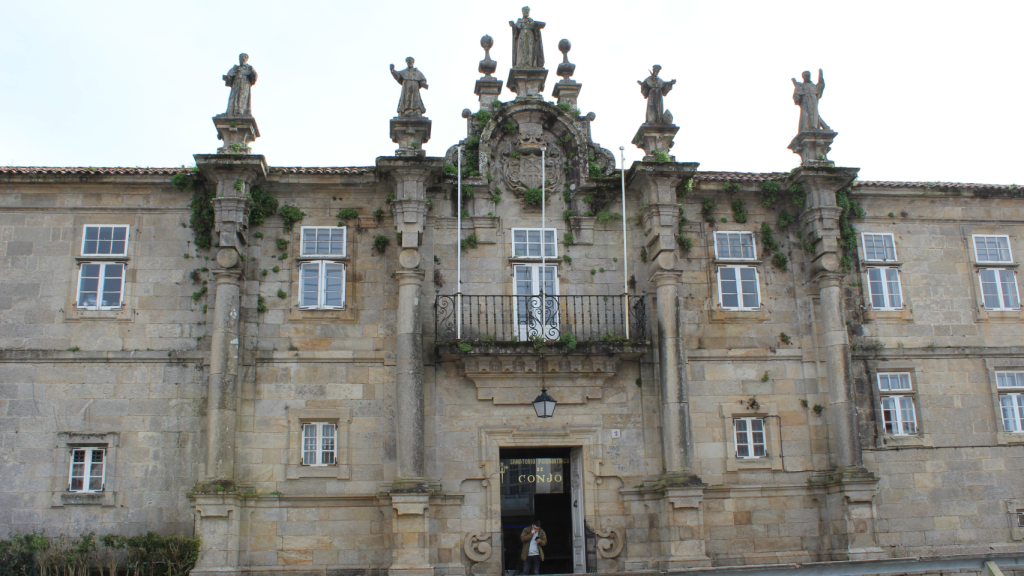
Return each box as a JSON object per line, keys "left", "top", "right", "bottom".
{"left": 499, "top": 447, "right": 573, "bottom": 575}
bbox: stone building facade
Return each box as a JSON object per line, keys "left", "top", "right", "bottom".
{"left": 2, "top": 11, "right": 1023, "bottom": 576}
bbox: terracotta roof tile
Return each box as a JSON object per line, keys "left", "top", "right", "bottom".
{"left": 0, "top": 166, "right": 187, "bottom": 175}
{"left": 271, "top": 167, "right": 373, "bottom": 175}
{"left": 693, "top": 170, "right": 1022, "bottom": 191}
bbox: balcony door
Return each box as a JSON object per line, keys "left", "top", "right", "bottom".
{"left": 514, "top": 264, "right": 558, "bottom": 341}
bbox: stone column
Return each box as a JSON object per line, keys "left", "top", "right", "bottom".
{"left": 206, "top": 268, "right": 242, "bottom": 481}
{"left": 818, "top": 272, "right": 860, "bottom": 468}
{"left": 395, "top": 268, "right": 427, "bottom": 487}
{"left": 653, "top": 271, "right": 691, "bottom": 475}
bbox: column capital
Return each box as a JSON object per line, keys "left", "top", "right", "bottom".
{"left": 651, "top": 270, "right": 682, "bottom": 288}
{"left": 211, "top": 267, "right": 243, "bottom": 285}
{"left": 395, "top": 269, "right": 426, "bottom": 287}
{"left": 814, "top": 271, "right": 844, "bottom": 289}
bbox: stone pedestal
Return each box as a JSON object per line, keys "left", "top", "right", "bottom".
{"left": 190, "top": 494, "right": 243, "bottom": 573}
{"left": 506, "top": 67, "right": 548, "bottom": 99}
{"left": 390, "top": 117, "right": 432, "bottom": 157}
{"left": 660, "top": 486, "right": 711, "bottom": 569}
{"left": 632, "top": 124, "right": 679, "bottom": 161}
{"left": 789, "top": 129, "right": 837, "bottom": 166}
{"left": 474, "top": 77, "right": 504, "bottom": 110}
{"left": 814, "top": 471, "right": 885, "bottom": 560}
{"left": 390, "top": 493, "right": 433, "bottom": 576}
{"left": 552, "top": 79, "right": 581, "bottom": 109}
{"left": 213, "top": 115, "right": 259, "bottom": 155}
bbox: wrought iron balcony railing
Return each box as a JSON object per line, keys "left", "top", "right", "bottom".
{"left": 434, "top": 294, "right": 647, "bottom": 343}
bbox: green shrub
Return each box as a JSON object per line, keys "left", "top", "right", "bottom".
{"left": 560, "top": 333, "right": 578, "bottom": 351}
{"left": 730, "top": 199, "right": 748, "bottom": 223}
{"left": 276, "top": 238, "right": 290, "bottom": 251}
{"left": 778, "top": 210, "right": 795, "bottom": 228}
{"left": 336, "top": 208, "right": 359, "bottom": 222}
{"left": 564, "top": 232, "right": 575, "bottom": 245}
{"left": 759, "top": 181, "right": 781, "bottom": 208}
{"left": 373, "top": 235, "right": 390, "bottom": 254}
{"left": 595, "top": 211, "right": 622, "bottom": 224}
{"left": 722, "top": 183, "right": 741, "bottom": 194}
{"left": 760, "top": 222, "right": 779, "bottom": 252}
{"left": 772, "top": 252, "right": 788, "bottom": 271}
{"left": 278, "top": 205, "right": 305, "bottom": 231}
{"left": 524, "top": 188, "right": 544, "bottom": 206}
{"left": 701, "top": 199, "right": 717, "bottom": 222}
{"left": 677, "top": 235, "right": 693, "bottom": 249}
{"left": 460, "top": 233, "right": 479, "bottom": 251}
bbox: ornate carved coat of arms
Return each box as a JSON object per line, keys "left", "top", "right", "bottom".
{"left": 497, "top": 132, "right": 565, "bottom": 198}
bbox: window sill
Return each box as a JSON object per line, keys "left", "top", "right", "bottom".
{"left": 863, "top": 308, "right": 914, "bottom": 323}
{"left": 286, "top": 463, "right": 350, "bottom": 480}
{"left": 713, "top": 258, "right": 762, "bottom": 265}
{"left": 863, "top": 259, "right": 902, "bottom": 266}
{"left": 295, "top": 256, "right": 349, "bottom": 262}
{"left": 508, "top": 257, "right": 560, "bottom": 264}
{"left": 52, "top": 491, "right": 115, "bottom": 507}
{"left": 974, "top": 262, "right": 1019, "bottom": 269}
{"left": 709, "top": 307, "right": 771, "bottom": 323}
{"left": 75, "top": 256, "right": 129, "bottom": 262}
{"left": 976, "top": 308, "right": 1024, "bottom": 323}
{"left": 286, "top": 307, "right": 357, "bottom": 323}
{"left": 879, "top": 434, "right": 931, "bottom": 448}
{"left": 997, "top": 431, "right": 1024, "bottom": 446}
{"left": 65, "top": 307, "right": 133, "bottom": 323}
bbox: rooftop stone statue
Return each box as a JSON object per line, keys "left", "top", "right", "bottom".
{"left": 793, "top": 69, "right": 831, "bottom": 132}
{"left": 222, "top": 53, "right": 257, "bottom": 117}
{"left": 391, "top": 57, "right": 429, "bottom": 117}
{"left": 510, "top": 6, "right": 545, "bottom": 69}
{"left": 638, "top": 65, "right": 676, "bottom": 125}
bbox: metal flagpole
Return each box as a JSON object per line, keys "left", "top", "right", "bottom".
{"left": 540, "top": 146, "right": 547, "bottom": 334}
{"left": 457, "top": 145, "right": 463, "bottom": 340}
{"left": 620, "top": 146, "right": 629, "bottom": 340}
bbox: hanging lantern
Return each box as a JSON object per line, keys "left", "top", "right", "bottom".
{"left": 532, "top": 388, "right": 557, "bottom": 418}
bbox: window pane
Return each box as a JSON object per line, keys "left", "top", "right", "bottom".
{"left": 868, "top": 268, "right": 885, "bottom": 308}
{"left": 885, "top": 268, "right": 902, "bottom": 309}
{"left": 301, "top": 227, "right": 345, "bottom": 256}
{"left": 1001, "top": 395, "right": 1019, "bottom": 432}
{"left": 899, "top": 397, "right": 917, "bottom": 435}
{"left": 999, "top": 270, "right": 1019, "bottom": 309}
{"left": 976, "top": 236, "right": 1012, "bottom": 262}
{"left": 323, "top": 263, "right": 344, "bottom": 308}
{"left": 300, "top": 263, "right": 320, "bottom": 307}
{"left": 720, "top": 267, "right": 738, "bottom": 308}
{"left": 303, "top": 424, "right": 317, "bottom": 465}
{"left": 997, "top": 372, "right": 1023, "bottom": 389}
{"left": 881, "top": 397, "right": 897, "bottom": 434}
{"left": 735, "top": 419, "right": 749, "bottom": 457}
{"left": 980, "top": 270, "right": 1000, "bottom": 309}
{"left": 740, "top": 267, "right": 758, "bottom": 308}
{"left": 321, "top": 424, "right": 336, "bottom": 465}
{"left": 883, "top": 234, "right": 896, "bottom": 260}
{"left": 101, "top": 264, "right": 124, "bottom": 307}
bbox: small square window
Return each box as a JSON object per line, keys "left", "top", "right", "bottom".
{"left": 69, "top": 448, "right": 105, "bottom": 492}
{"left": 867, "top": 267, "right": 903, "bottom": 310}
{"left": 714, "top": 231, "right": 756, "bottom": 260}
{"left": 511, "top": 228, "right": 557, "bottom": 258}
{"left": 881, "top": 395, "right": 917, "bottom": 436}
{"left": 301, "top": 227, "right": 346, "bottom": 257}
{"left": 997, "top": 371, "right": 1024, "bottom": 389}
{"left": 717, "top": 266, "right": 760, "bottom": 310}
{"left": 76, "top": 263, "right": 125, "bottom": 310}
{"left": 302, "top": 422, "right": 337, "bottom": 466}
{"left": 862, "top": 233, "right": 897, "bottom": 261}
{"left": 299, "top": 261, "right": 346, "bottom": 310}
{"left": 973, "top": 235, "right": 1013, "bottom": 263}
{"left": 81, "top": 225, "right": 129, "bottom": 257}
{"left": 978, "top": 269, "right": 1020, "bottom": 311}
{"left": 878, "top": 373, "right": 912, "bottom": 391}
{"left": 734, "top": 417, "right": 766, "bottom": 458}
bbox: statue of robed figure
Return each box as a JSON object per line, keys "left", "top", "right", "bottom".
{"left": 792, "top": 69, "right": 831, "bottom": 132}
{"left": 510, "top": 6, "right": 545, "bottom": 68}
{"left": 223, "top": 53, "right": 257, "bottom": 117}
{"left": 391, "top": 57, "right": 428, "bottom": 117}
{"left": 638, "top": 65, "right": 676, "bottom": 125}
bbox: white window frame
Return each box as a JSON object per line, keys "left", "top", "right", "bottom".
{"left": 877, "top": 372, "right": 912, "bottom": 391}
{"left": 999, "top": 393, "right": 1024, "bottom": 434}
{"left": 301, "top": 422, "right": 337, "bottom": 466}
{"left": 861, "top": 232, "right": 897, "bottom": 262}
{"left": 880, "top": 395, "right": 918, "bottom": 436}
{"left": 866, "top": 267, "right": 904, "bottom": 310}
{"left": 298, "top": 261, "right": 346, "bottom": 310}
{"left": 997, "top": 371, "right": 1024, "bottom": 390}
{"left": 978, "top": 268, "right": 1020, "bottom": 311}
{"left": 717, "top": 265, "right": 760, "bottom": 311}
{"left": 972, "top": 234, "right": 1013, "bottom": 264}
{"left": 300, "top": 226, "right": 347, "bottom": 258}
{"left": 713, "top": 231, "right": 757, "bottom": 261}
{"left": 513, "top": 263, "right": 559, "bottom": 340}
{"left": 511, "top": 228, "right": 557, "bottom": 259}
{"left": 734, "top": 417, "right": 766, "bottom": 459}
{"left": 76, "top": 262, "right": 125, "bottom": 310}
{"left": 80, "top": 225, "right": 130, "bottom": 257}
{"left": 68, "top": 448, "right": 105, "bottom": 493}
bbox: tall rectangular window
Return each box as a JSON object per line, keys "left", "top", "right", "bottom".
{"left": 978, "top": 269, "right": 1020, "bottom": 310}
{"left": 714, "top": 231, "right": 756, "bottom": 260}
{"left": 302, "top": 423, "right": 337, "bottom": 466}
{"left": 973, "top": 235, "right": 1013, "bottom": 263}
{"left": 68, "top": 448, "right": 105, "bottom": 492}
{"left": 734, "top": 417, "right": 765, "bottom": 458}
{"left": 301, "top": 226, "right": 346, "bottom": 257}
{"left": 511, "top": 228, "right": 557, "bottom": 258}
{"left": 862, "top": 233, "right": 897, "bottom": 261}
{"left": 878, "top": 373, "right": 917, "bottom": 436}
{"left": 718, "top": 266, "right": 760, "bottom": 310}
{"left": 299, "top": 261, "right": 346, "bottom": 310}
{"left": 1000, "top": 394, "right": 1024, "bottom": 433}
{"left": 76, "top": 263, "right": 125, "bottom": 309}
{"left": 81, "top": 225, "right": 129, "bottom": 257}
{"left": 867, "top": 267, "right": 903, "bottom": 310}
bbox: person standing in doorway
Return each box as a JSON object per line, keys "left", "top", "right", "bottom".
{"left": 520, "top": 520, "right": 547, "bottom": 575}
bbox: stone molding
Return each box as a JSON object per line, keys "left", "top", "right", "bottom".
{"left": 462, "top": 530, "right": 492, "bottom": 563}
{"left": 285, "top": 406, "right": 352, "bottom": 480}
{"left": 719, "top": 401, "right": 784, "bottom": 472}
{"left": 460, "top": 353, "right": 621, "bottom": 404}
{"left": 50, "top": 431, "right": 119, "bottom": 508}
{"left": 864, "top": 358, "right": 933, "bottom": 449}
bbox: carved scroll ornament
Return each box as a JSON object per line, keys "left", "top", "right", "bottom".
{"left": 463, "top": 531, "right": 492, "bottom": 563}
{"left": 595, "top": 527, "right": 624, "bottom": 559}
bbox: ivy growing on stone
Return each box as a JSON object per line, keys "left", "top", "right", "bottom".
{"left": 460, "top": 233, "right": 479, "bottom": 251}
{"left": 279, "top": 205, "right": 305, "bottom": 232}
{"left": 722, "top": 183, "right": 741, "bottom": 194}
{"left": 730, "top": 199, "right": 748, "bottom": 223}
{"left": 373, "top": 234, "right": 390, "bottom": 254}
{"left": 759, "top": 181, "right": 781, "bottom": 208}
{"left": 337, "top": 208, "right": 359, "bottom": 223}
{"left": 248, "top": 186, "right": 279, "bottom": 227}
{"left": 524, "top": 188, "right": 543, "bottom": 206}
{"left": 701, "top": 199, "right": 717, "bottom": 223}
{"left": 772, "top": 252, "right": 789, "bottom": 271}
{"left": 760, "top": 222, "right": 779, "bottom": 252}
{"left": 788, "top": 183, "right": 806, "bottom": 209}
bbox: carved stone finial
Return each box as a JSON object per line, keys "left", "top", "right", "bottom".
{"left": 479, "top": 35, "right": 497, "bottom": 78}
{"left": 556, "top": 39, "right": 575, "bottom": 80}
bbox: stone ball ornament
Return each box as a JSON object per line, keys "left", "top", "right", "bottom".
{"left": 216, "top": 247, "right": 240, "bottom": 268}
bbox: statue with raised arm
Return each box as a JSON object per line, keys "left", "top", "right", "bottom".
{"left": 792, "top": 69, "right": 831, "bottom": 132}
{"left": 223, "top": 53, "right": 257, "bottom": 117}
{"left": 638, "top": 65, "right": 676, "bottom": 125}
{"left": 510, "top": 6, "right": 545, "bottom": 69}
{"left": 391, "top": 57, "right": 429, "bottom": 117}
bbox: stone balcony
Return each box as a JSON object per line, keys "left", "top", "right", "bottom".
{"left": 434, "top": 294, "right": 650, "bottom": 405}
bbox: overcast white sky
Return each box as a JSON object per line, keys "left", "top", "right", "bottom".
{"left": 2, "top": 1, "right": 1022, "bottom": 184}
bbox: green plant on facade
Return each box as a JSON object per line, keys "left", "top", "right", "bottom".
{"left": 337, "top": 208, "right": 359, "bottom": 222}
{"left": 778, "top": 210, "right": 794, "bottom": 228}
{"left": 503, "top": 120, "right": 517, "bottom": 134}
{"left": 639, "top": 247, "right": 648, "bottom": 262}
{"left": 272, "top": 266, "right": 280, "bottom": 273}
{"left": 760, "top": 222, "right": 779, "bottom": 252}
{"left": 524, "top": 188, "right": 544, "bottom": 206}
{"left": 653, "top": 149, "right": 671, "bottom": 163}
{"left": 473, "top": 109, "right": 492, "bottom": 132}
{"left": 731, "top": 199, "right": 748, "bottom": 223}
{"left": 248, "top": 186, "right": 279, "bottom": 227}
{"left": 780, "top": 332, "right": 792, "bottom": 345}
{"left": 257, "top": 296, "right": 267, "bottom": 313}
{"left": 595, "top": 211, "right": 621, "bottom": 224}
{"left": 788, "top": 183, "right": 806, "bottom": 208}
{"left": 460, "top": 233, "right": 479, "bottom": 251}
{"left": 722, "top": 183, "right": 741, "bottom": 194}
{"left": 373, "top": 234, "right": 390, "bottom": 254}
{"left": 277, "top": 289, "right": 287, "bottom": 299}
{"left": 562, "top": 254, "right": 572, "bottom": 263}
{"left": 276, "top": 238, "right": 290, "bottom": 251}
{"left": 278, "top": 205, "right": 305, "bottom": 232}
{"left": 772, "top": 252, "right": 789, "bottom": 271}
{"left": 677, "top": 235, "right": 693, "bottom": 250}
{"left": 760, "top": 180, "right": 781, "bottom": 208}
{"left": 701, "top": 199, "right": 717, "bottom": 222}
{"left": 443, "top": 162, "right": 458, "bottom": 175}
{"left": 458, "top": 342, "right": 473, "bottom": 353}
{"left": 563, "top": 232, "right": 575, "bottom": 246}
